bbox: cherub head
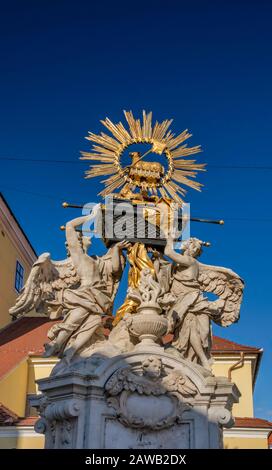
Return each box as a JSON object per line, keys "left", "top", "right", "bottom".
{"left": 142, "top": 356, "right": 162, "bottom": 379}
{"left": 182, "top": 237, "right": 204, "bottom": 258}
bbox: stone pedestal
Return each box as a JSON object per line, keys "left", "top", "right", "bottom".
{"left": 32, "top": 349, "right": 240, "bottom": 449}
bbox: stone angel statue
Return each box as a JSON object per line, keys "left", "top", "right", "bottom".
{"left": 10, "top": 211, "right": 130, "bottom": 362}
{"left": 164, "top": 235, "right": 244, "bottom": 369}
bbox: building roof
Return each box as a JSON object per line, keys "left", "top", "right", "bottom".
{"left": 234, "top": 417, "right": 272, "bottom": 429}
{"left": 16, "top": 416, "right": 38, "bottom": 426}
{"left": 0, "top": 317, "right": 51, "bottom": 379}
{"left": 0, "top": 403, "right": 38, "bottom": 427}
{"left": 0, "top": 316, "right": 263, "bottom": 380}
{"left": 163, "top": 332, "right": 262, "bottom": 354}
{"left": 211, "top": 336, "right": 262, "bottom": 354}
{"left": 0, "top": 403, "right": 18, "bottom": 425}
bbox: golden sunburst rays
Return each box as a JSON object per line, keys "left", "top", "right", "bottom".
{"left": 81, "top": 110, "right": 206, "bottom": 204}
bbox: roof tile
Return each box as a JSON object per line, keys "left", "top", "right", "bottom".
{"left": 0, "top": 317, "right": 56, "bottom": 378}
{"left": 211, "top": 336, "right": 262, "bottom": 353}
{"left": 17, "top": 416, "right": 38, "bottom": 426}
{"left": 234, "top": 417, "right": 272, "bottom": 429}
{"left": 0, "top": 403, "right": 18, "bottom": 425}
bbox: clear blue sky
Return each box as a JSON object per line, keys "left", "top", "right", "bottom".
{"left": 0, "top": 1, "right": 271, "bottom": 419}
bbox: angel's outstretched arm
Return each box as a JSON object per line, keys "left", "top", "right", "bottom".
{"left": 164, "top": 235, "right": 192, "bottom": 266}
{"left": 65, "top": 213, "right": 94, "bottom": 264}
{"left": 110, "top": 240, "right": 130, "bottom": 275}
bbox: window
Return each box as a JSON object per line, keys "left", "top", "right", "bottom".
{"left": 15, "top": 260, "right": 24, "bottom": 293}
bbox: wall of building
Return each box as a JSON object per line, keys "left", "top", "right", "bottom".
{"left": 27, "top": 357, "right": 57, "bottom": 395}
{"left": 224, "top": 436, "right": 268, "bottom": 449}
{"left": 212, "top": 356, "right": 254, "bottom": 417}
{"left": 0, "top": 429, "right": 44, "bottom": 449}
{"left": 0, "top": 221, "right": 32, "bottom": 329}
{"left": 0, "top": 359, "right": 28, "bottom": 417}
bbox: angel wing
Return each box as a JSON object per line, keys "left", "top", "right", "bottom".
{"left": 9, "top": 253, "right": 80, "bottom": 319}
{"left": 198, "top": 262, "right": 244, "bottom": 327}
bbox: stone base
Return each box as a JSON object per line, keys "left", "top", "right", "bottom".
{"left": 31, "top": 349, "right": 240, "bottom": 449}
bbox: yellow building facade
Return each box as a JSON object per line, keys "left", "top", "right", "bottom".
{"left": 0, "top": 193, "right": 36, "bottom": 329}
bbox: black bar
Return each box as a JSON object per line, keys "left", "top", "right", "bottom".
{"left": 0, "top": 449, "right": 271, "bottom": 466}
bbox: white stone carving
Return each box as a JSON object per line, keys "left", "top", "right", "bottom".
{"left": 10, "top": 209, "right": 244, "bottom": 449}
{"left": 164, "top": 235, "right": 244, "bottom": 369}
{"left": 33, "top": 396, "right": 83, "bottom": 449}
{"left": 31, "top": 351, "right": 240, "bottom": 449}
{"left": 9, "top": 211, "right": 129, "bottom": 362}
{"left": 9, "top": 214, "right": 244, "bottom": 375}
{"left": 104, "top": 419, "right": 191, "bottom": 449}
{"left": 105, "top": 356, "right": 197, "bottom": 430}
{"left": 127, "top": 269, "right": 168, "bottom": 347}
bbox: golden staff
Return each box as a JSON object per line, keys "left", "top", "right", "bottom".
{"left": 61, "top": 202, "right": 224, "bottom": 225}
{"left": 59, "top": 225, "right": 94, "bottom": 233}
{"left": 190, "top": 217, "right": 224, "bottom": 225}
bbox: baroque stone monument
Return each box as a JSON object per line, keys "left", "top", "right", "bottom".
{"left": 10, "top": 111, "right": 244, "bottom": 449}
